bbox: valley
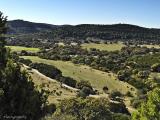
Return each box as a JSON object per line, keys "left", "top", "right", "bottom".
{"left": 1, "top": 13, "right": 160, "bottom": 119}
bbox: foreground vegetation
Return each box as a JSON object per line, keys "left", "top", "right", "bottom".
{"left": 0, "top": 12, "right": 50, "bottom": 120}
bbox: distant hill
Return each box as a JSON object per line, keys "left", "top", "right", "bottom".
{"left": 7, "top": 20, "right": 57, "bottom": 34}
{"left": 7, "top": 20, "right": 160, "bottom": 35}
{"left": 6, "top": 20, "right": 160, "bottom": 47}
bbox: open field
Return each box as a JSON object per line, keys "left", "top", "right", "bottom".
{"left": 7, "top": 46, "right": 40, "bottom": 52}
{"left": 150, "top": 72, "right": 160, "bottom": 79}
{"left": 21, "top": 56, "right": 137, "bottom": 95}
{"left": 55, "top": 42, "right": 65, "bottom": 46}
{"left": 140, "top": 44, "right": 160, "bottom": 49}
{"left": 81, "top": 42, "right": 125, "bottom": 51}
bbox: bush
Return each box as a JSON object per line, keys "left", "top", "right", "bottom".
{"left": 54, "top": 97, "right": 112, "bottom": 120}
{"left": 137, "top": 70, "right": 150, "bottom": 79}
{"left": 117, "top": 70, "right": 131, "bottom": 81}
{"left": 109, "top": 102, "right": 130, "bottom": 115}
{"left": 126, "top": 91, "right": 133, "bottom": 97}
{"left": 29, "top": 62, "right": 62, "bottom": 79}
{"left": 60, "top": 76, "right": 77, "bottom": 87}
{"left": 103, "top": 86, "right": 109, "bottom": 93}
{"left": 76, "top": 80, "right": 95, "bottom": 97}
{"left": 43, "top": 104, "right": 56, "bottom": 115}
{"left": 112, "top": 113, "right": 130, "bottom": 120}
{"left": 20, "top": 50, "right": 28, "bottom": 56}
{"left": 18, "top": 58, "right": 32, "bottom": 66}
{"left": 76, "top": 80, "right": 92, "bottom": 89}
{"left": 109, "top": 90, "right": 122, "bottom": 101}
{"left": 77, "top": 86, "right": 95, "bottom": 98}
{"left": 151, "top": 63, "right": 160, "bottom": 72}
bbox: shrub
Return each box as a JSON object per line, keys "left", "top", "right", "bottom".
{"left": 112, "top": 113, "right": 130, "bottom": 120}
{"left": 29, "top": 63, "right": 62, "bottom": 79}
{"left": 126, "top": 91, "right": 133, "bottom": 97}
{"left": 77, "top": 86, "right": 95, "bottom": 98}
{"left": 54, "top": 97, "right": 112, "bottom": 120}
{"left": 109, "top": 102, "right": 130, "bottom": 115}
{"left": 137, "top": 70, "right": 150, "bottom": 79}
{"left": 109, "top": 90, "right": 123, "bottom": 101}
{"left": 18, "top": 58, "right": 32, "bottom": 66}
{"left": 60, "top": 76, "right": 77, "bottom": 87}
{"left": 103, "top": 86, "right": 109, "bottom": 94}
{"left": 76, "top": 80, "right": 92, "bottom": 89}
{"left": 151, "top": 63, "right": 160, "bottom": 72}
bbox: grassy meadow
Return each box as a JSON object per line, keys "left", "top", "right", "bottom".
{"left": 140, "top": 44, "right": 160, "bottom": 49}
{"left": 7, "top": 46, "right": 40, "bottom": 52}
{"left": 21, "top": 56, "right": 137, "bottom": 95}
{"left": 81, "top": 42, "right": 125, "bottom": 51}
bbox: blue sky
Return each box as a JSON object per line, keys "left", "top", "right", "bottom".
{"left": 0, "top": 0, "right": 160, "bottom": 28}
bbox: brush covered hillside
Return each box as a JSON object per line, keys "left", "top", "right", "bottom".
{"left": 6, "top": 20, "right": 160, "bottom": 47}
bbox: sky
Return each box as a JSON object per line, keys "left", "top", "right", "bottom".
{"left": 0, "top": 0, "right": 160, "bottom": 28}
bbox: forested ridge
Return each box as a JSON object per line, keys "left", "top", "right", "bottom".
{"left": 6, "top": 20, "right": 160, "bottom": 47}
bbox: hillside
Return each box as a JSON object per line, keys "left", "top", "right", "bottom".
{"left": 7, "top": 20, "right": 160, "bottom": 34}
{"left": 7, "top": 20, "right": 57, "bottom": 34}
{"left": 21, "top": 56, "right": 137, "bottom": 95}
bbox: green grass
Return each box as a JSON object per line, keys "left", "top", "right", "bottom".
{"left": 81, "top": 42, "right": 125, "bottom": 51}
{"left": 21, "top": 56, "right": 137, "bottom": 95}
{"left": 55, "top": 42, "right": 65, "bottom": 46}
{"left": 7, "top": 46, "right": 40, "bottom": 52}
{"left": 150, "top": 72, "right": 160, "bottom": 79}
{"left": 140, "top": 45, "right": 160, "bottom": 49}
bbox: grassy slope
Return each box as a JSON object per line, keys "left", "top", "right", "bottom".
{"left": 7, "top": 46, "right": 40, "bottom": 52}
{"left": 27, "top": 68, "right": 76, "bottom": 104}
{"left": 21, "top": 56, "right": 137, "bottom": 95}
{"left": 81, "top": 42, "right": 125, "bottom": 51}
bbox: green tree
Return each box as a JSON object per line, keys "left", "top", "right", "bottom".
{"left": 54, "top": 97, "right": 112, "bottom": 120}
{"left": 151, "top": 63, "right": 160, "bottom": 72}
{"left": 109, "top": 90, "right": 123, "bottom": 101}
{"left": 0, "top": 12, "right": 7, "bottom": 68}
{"left": 137, "top": 71, "right": 150, "bottom": 79}
{"left": 0, "top": 12, "right": 49, "bottom": 120}
{"left": 132, "top": 87, "right": 160, "bottom": 120}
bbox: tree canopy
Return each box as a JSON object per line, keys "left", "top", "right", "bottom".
{"left": 0, "top": 11, "right": 48, "bottom": 120}
{"left": 132, "top": 87, "right": 160, "bottom": 120}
